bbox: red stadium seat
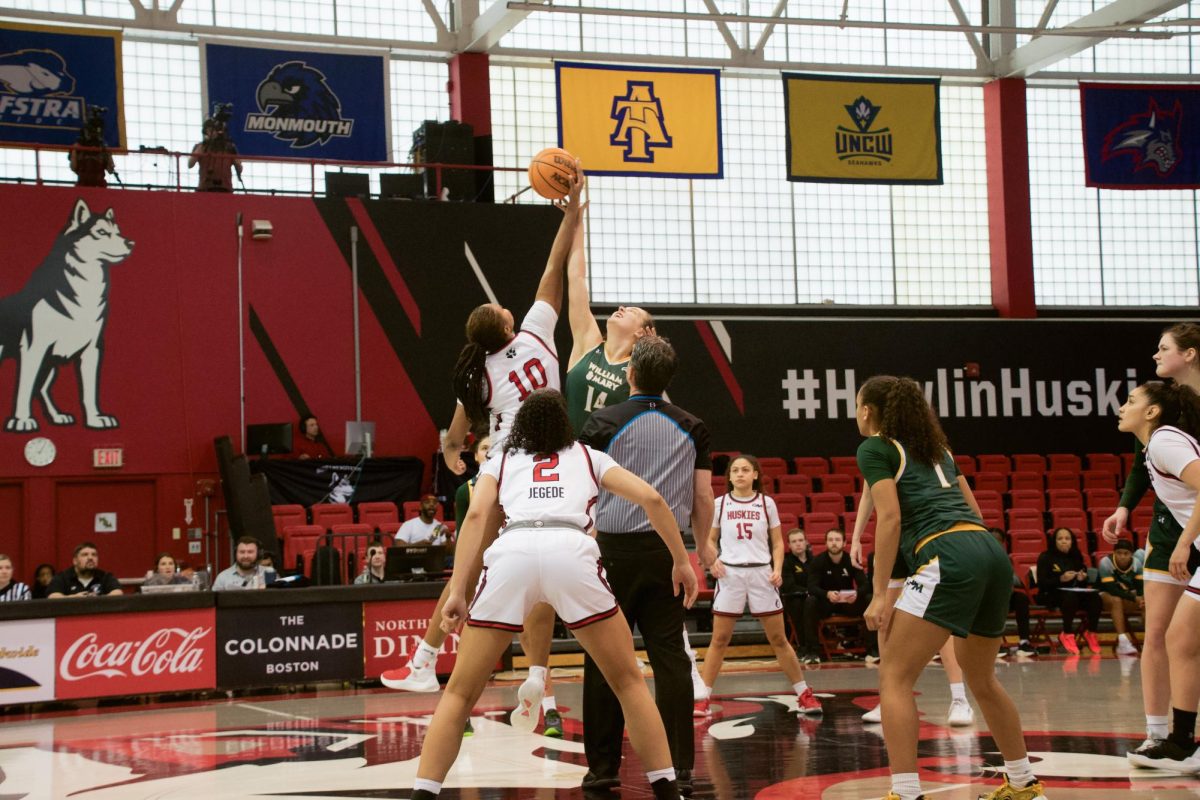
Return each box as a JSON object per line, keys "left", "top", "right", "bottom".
{"left": 282, "top": 524, "right": 324, "bottom": 573}
{"left": 1087, "top": 453, "right": 1123, "bottom": 477}
{"left": 1089, "top": 506, "right": 1122, "bottom": 536}
{"left": 1009, "top": 489, "right": 1046, "bottom": 512}
{"left": 272, "top": 504, "right": 307, "bottom": 538}
{"left": 1045, "top": 471, "right": 1080, "bottom": 492}
{"left": 757, "top": 457, "right": 789, "bottom": 477}
{"left": 802, "top": 512, "right": 841, "bottom": 538}
{"left": 357, "top": 501, "right": 399, "bottom": 530}
{"left": 1050, "top": 508, "right": 1087, "bottom": 534}
{"left": 808, "top": 492, "right": 846, "bottom": 515}
{"left": 1012, "top": 454, "right": 1046, "bottom": 474}
{"left": 1009, "top": 529, "right": 1046, "bottom": 554}
{"left": 977, "top": 454, "right": 1011, "bottom": 474}
{"left": 1084, "top": 488, "right": 1120, "bottom": 509}
{"left": 1007, "top": 508, "right": 1043, "bottom": 530}
{"left": 829, "top": 457, "right": 861, "bottom": 479}
{"left": 819, "top": 473, "right": 856, "bottom": 496}
{"left": 778, "top": 512, "right": 799, "bottom": 532}
{"left": 1009, "top": 472, "right": 1043, "bottom": 492}
{"left": 1081, "top": 470, "right": 1117, "bottom": 492}
{"left": 954, "top": 454, "right": 976, "bottom": 477}
{"left": 793, "top": 457, "right": 830, "bottom": 478}
{"left": 981, "top": 508, "right": 1005, "bottom": 531}
{"left": 973, "top": 489, "right": 1004, "bottom": 514}
{"left": 974, "top": 472, "right": 1008, "bottom": 494}
{"left": 776, "top": 474, "right": 813, "bottom": 495}
{"left": 311, "top": 502, "right": 354, "bottom": 529}
{"left": 844, "top": 511, "right": 877, "bottom": 540}
{"left": 1047, "top": 454, "right": 1082, "bottom": 474}
{"left": 1047, "top": 489, "right": 1083, "bottom": 510}
{"left": 773, "top": 494, "right": 807, "bottom": 519}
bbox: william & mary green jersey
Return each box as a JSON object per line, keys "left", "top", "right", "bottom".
{"left": 565, "top": 343, "right": 631, "bottom": 433}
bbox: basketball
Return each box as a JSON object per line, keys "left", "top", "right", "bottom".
{"left": 528, "top": 147, "right": 578, "bottom": 200}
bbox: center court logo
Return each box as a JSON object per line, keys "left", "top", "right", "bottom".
{"left": 245, "top": 60, "right": 354, "bottom": 148}
{"left": 610, "top": 80, "right": 672, "bottom": 162}
{"left": 836, "top": 95, "right": 892, "bottom": 164}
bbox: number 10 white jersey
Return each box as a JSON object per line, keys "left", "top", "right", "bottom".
{"left": 479, "top": 300, "right": 560, "bottom": 453}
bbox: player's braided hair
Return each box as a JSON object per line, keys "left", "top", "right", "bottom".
{"left": 859, "top": 375, "right": 949, "bottom": 466}
{"left": 452, "top": 305, "right": 511, "bottom": 436}
{"left": 505, "top": 389, "right": 576, "bottom": 455}
{"left": 1139, "top": 380, "right": 1200, "bottom": 440}
{"left": 725, "top": 454, "right": 764, "bottom": 493}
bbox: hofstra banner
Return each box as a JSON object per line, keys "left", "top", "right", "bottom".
{"left": 202, "top": 41, "right": 389, "bottom": 162}
{"left": 556, "top": 61, "right": 722, "bottom": 178}
{"left": 1081, "top": 83, "right": 1200, "bottom": 190}
{"left": 0, "top": 23, "right": 125, "bottom": 149}
{"left": 783, "top": 74, "right": 942, "bottom": 185}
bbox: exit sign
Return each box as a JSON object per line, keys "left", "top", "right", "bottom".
{"left": 93, "top": 448, "right": 124, "bottom": 468}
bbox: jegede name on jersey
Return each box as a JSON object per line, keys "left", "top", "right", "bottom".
{"left": 528, "top": 486, "right": 565, "bottom": 499}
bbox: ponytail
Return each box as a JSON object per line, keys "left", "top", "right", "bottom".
{"left": 859, "top": 375, "right": 949, "bottom": 465}
{"left": 452, "top": 304, "right": 510, "bottom": 434}
{"left": 1141, "top": 380, "right": 1200, "bottom": 440}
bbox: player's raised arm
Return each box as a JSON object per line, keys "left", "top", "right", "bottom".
{"left": 567, "top": 203, "right": 603, "bottom": 370}
{"left": 533, "top": 167, "right": 585, "bottom": 315}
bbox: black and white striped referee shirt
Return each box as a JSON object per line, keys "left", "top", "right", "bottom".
{"left": 578, "top": 394, "right": 712, "bottom": 533}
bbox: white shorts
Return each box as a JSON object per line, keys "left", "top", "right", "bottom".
{"left": 712, "top": 565, "right": 783, "bottom": 617}
{"left": 1185, "top": 566, "right": 1200, "bottom": 602}
{"left": 467, "top": 529, "right": 618, "bottom": 631}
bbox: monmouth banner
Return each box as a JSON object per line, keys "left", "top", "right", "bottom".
{"left": 556, "top": 61, "right": 722, "bottom": 178}
{"left": 1081, "top": 82, "right": 1200, "bottom": 190}
{"left": 202, "top": 41, "right": 390, "bottom": 162}
{"left": 783, "top": 73, "right": 941, "bottom": 185}
{"left": 0, "top": 23, "right": 124, "bottom": 149}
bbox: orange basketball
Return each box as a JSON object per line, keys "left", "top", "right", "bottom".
{"left": 528, "top": 147, "right": 578, "bottom": 200}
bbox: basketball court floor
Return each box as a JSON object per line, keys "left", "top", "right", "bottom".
{"left": 2, "top": 654, "right": 1196, "bottom": 798}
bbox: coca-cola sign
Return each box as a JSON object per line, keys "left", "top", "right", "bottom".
{"left": 56, "top": 609, "right": 217, "bottom": 699}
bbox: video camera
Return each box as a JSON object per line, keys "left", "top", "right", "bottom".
{"left": 204, "top": 102, "right": 234, "bottom": 142}
{"left": 79, "top": 105, "right": 107, "bottom": 143}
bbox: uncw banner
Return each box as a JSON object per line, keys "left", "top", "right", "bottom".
{"left": 783, "top": 74, "right": 942, "bottom": 185}
{"left": 556, "top": 61, "right": 722, "bottom": 178}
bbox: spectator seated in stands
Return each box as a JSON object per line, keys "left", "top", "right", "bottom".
{"left": 293, "top": 414, "right": 334, "bottom": 460}
{"left": 354, "top": 544, "right": 387, "bottom": 585}
{"left": 213, "top": 536, "right": 276, "bottom": 590}
{"left": 30, "top": 563, "right": 54, "bottom": 599}
{"left": 987, "top": 528, "right": 1037, "bottom": 658}
{"left": 142, "top": 552, "right": 191, "bottom": 587}
{"left": 259, "top": 551, "right": 277, "bottom": 571}
{"left": 47, "top": 542, "right": 124, "bottom": 598}
{"left": 1098, "top": 538, "right": 1145, "bottom": 656}
{"left": 805, "top": 528, "right": 877, "bottom": 657}
{"left": 781, "top": 528, "right": 820, "bottom": 663}
{"left": 0, "top": 554, "right": 31, "bottom": 601}
{"left": 1036, "top": 527, "right": 1102, "bottom": 655}
{"left": 396, "top": 495, "right": 450, "bottom": 546}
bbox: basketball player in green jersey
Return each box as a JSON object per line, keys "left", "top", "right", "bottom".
{"left": 856, "top": 375, "right": 1044, "bottom": 800}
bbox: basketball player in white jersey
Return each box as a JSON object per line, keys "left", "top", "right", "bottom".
{"left": 407, "top": 389, "right": 697, "bottom": 800}
{"left": 694, "top": 454, "right": 822, "bottom": 716}
{"left": 381, "top": 171, "right": 584, "bottom": 696}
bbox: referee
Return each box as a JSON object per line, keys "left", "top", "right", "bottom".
{"left": 578, "top": 336, "right": 713, "bottom": 797}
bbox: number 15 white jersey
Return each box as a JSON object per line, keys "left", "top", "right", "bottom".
{"left": 712, "top": 492, "right": 780, "bottom": 566}
{"left": 477, "top": 300, "right": 560, "bottom": 453}
{"left": 481, "top": 443, "right": 618, "bottom": 532}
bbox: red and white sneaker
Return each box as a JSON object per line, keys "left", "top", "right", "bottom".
{"left": 797, "top": 687, "right": 823, "bottom": 715}
{"left": 693, "top": 699, "right": 712, "bottom": 718}
{"left": 380, "top": 660, "right": 439, "bottom": 693}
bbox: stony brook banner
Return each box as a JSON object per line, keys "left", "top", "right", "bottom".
{"left": 1081, "top": 83, "right": 1200, "bottom": 190}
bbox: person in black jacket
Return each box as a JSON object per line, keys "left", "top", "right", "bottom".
{"left": 781, "top": 528, "right": 819, "bottom": 663}
{"left": 1036, "top": 527, "right": 1102, "bottom": 655}
{"left": 804, "top": 528, "right": 876, "bottom": 657}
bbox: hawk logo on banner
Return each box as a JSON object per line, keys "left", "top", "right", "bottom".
{"left": 246, "top": 61, "right": 354, "bottom": 149}
{"left": 1082, "top": 83, "right": 1198, "bottom": 190}
{"left": 557, "top": 61, "right": 721, "bottom": 178}
{"left": 783, "top": 73, "right": 942, "bottom": 185}
{"left": 0, "top": 24, "right": 124, "bottom": 149}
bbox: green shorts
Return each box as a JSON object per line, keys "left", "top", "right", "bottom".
{"left": 1145, "top": 499, "right": 1187, "bottom": 585}
{"left": 894, "top": 528, "right": 1013, "bottom": 638}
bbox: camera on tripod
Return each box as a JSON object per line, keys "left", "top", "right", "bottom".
{"left": 81, "top": 105, "right": 108, "bottom": 143}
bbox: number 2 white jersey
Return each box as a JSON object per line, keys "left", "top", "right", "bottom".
{"left": 480, "top": 300, "right": 560, "bottom": 453}
{"left": 481, "top": 443, "right": 618, "bottom": 532}
{"left": 712, "top": 492, "right": 780, "bottom": 566}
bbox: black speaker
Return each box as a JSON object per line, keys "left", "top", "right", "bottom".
{"left": 411, "top": 121, "right": 475, "bottom": 202}
{"left": 325, "top": 172, "right": 369, "bottom": 198}
{"left": 379, "top": 173, "right": 425, "bottom": 200}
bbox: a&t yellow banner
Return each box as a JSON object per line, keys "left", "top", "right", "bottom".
{"left": 783, "top": 73, "right": 942, "bottom": 185}
{"left": 556, "top": 61, "right": 722, "bottom": 178}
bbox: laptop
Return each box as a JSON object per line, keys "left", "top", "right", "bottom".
{"left": 384, "top": 545, "right": 446, "bottom": 581}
